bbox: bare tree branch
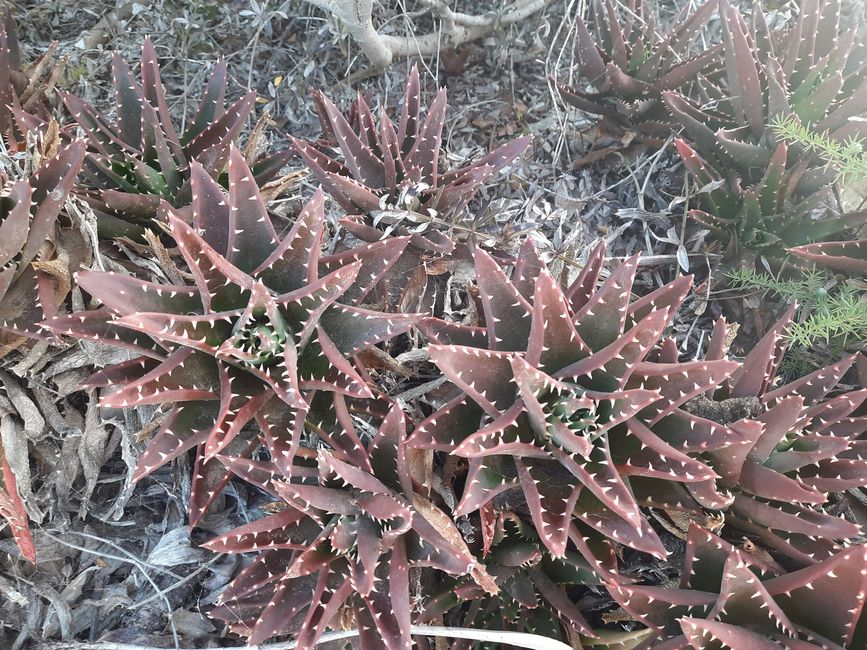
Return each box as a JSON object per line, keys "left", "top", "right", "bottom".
{"left": 304, "top": 0, "right": 551, "bottom": 70}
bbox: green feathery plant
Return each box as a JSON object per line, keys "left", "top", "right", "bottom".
{"left": 772, "top": 115, "right": 867, "bottom": 184}
{"left": 727, "top": 267, "right": 867, "bottom": 366}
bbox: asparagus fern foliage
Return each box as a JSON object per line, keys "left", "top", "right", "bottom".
{"left": 43, "top": 148, "right": 420, "bottom": 524}
{"left": 409, "top": 240, "right": 740, "bottom": 560}
{"left": 205, "top": 400, "right": 497, "bottom": 649}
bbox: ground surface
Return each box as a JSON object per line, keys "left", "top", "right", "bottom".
{"left": 1, "top": 0, "right": 757, "bottom": 647}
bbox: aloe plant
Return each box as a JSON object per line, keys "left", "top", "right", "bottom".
{"left": 43, "top": 149, "right": 420, "bottom": 524}
{"left": 0, "top": 6, "right": 63, "bottom": 145}
{"left": 665, "top": 0, "right": 867, "bottom": 261}
{"left": 696, "top": 308, "right": 867, "bottom": 564}
{"left": 675, "top": 138, "right": 866, "bottom": 262}
{"left": 609, "top": 524, "right": 867, "bottom": 648}
{"left": 292, "top": 66, "right": 531, "bottom": 251}
{"left": 205, "top": 400, "right": 497, "bottom": 648}
{"left": 62, "top": 37, "right": 289, "bottom": 239}
{"left": 0, "top": 140, "right": 86, "bottom": 337}
{"left": 409, "top": 240, "right": 742, "bottom": 560}
{"left": 557, "top": 0, "right": 722, "bottom": 134}
{"left": 420, "top": 512, "right": 619, "bottom": 647}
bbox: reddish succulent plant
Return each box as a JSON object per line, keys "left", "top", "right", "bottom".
{"left": 697, "top": 310, "right": 867, "bottom": 564}
{"left": 205, "top": 400, "right": 497, "bottom": 648}
{"left": 61, "top": 37, "right": 288, "bottom": 239}
{"left": 664, "top": 0, "right": 867, "bottom": 261}
{"left": 557, "top": 0, "right": 722, "bottom": 134}
{"left": 291, "top": 66, "right": 531, "bottom": 237}
{"left": 608, "top": 523, "right": 867, "bottom": 648}
{"left": 43, "top": 148, "right": 420, "bottom": 524}
{"left": 409, "top": 240, "right": 741, "bottom": 560}
{"left": 0, "top": 140, "right": 86, "bottom": 337}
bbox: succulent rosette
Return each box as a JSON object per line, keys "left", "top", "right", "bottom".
{"left": 409, "top": 241, "right": 742, "bottom": 559}
{"left": 44, "top": 148, "right": 421, "bottom": 523}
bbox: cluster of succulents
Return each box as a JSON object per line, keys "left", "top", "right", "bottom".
{"left": 2, "top": 1, "right": 867, "bottom": 649}
{"left": 557, "top": 0, "right": 722, "bottom": 136}
{"left": 559, "top": 0, "right": 867, "bottom": 265}
{"left": 609, "top": 524, "right": 867, "bottom": 648}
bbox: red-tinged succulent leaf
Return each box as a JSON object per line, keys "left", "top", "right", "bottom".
{"left": 556, "top": 308, "right": 671, "bottom": 386}
{"left": 631, "top": 359, "right": 740, "bottom": 423}
{"left": 455, "top": 456, "right": 520, "bottom": 517}
{"left": 42, "top": 309, "right": 166, "bottom": 358}
{"left": 765, "top": 544, "right": 867, "bottom": 647}
{"left": 453, "top": 403, "right": 549, "bottom": 460}
{"left": 26, "top": 142, "right": 87, "bottom": 263}
{"left": 748, "top": 395, "right": 806, "bottom": 462}
{"left": 167, "top": 212, "right": 254, "bottom": 311}
{"left": 201, "top": 367, "right": 271, "bottom": 461}
{"left": 225, "top": 146, "right": 279, "bottom": 273}
{"left": 418, "top": 317, "right": 489, "bottom": 347}
{"left": 619, "top": 418, "right": 718, "bottom": 483}
{"left": 727, "top": 304, "right": 795, "bottom": 398}
{"left": 185, "top": 59, "right": 228, "bottom": 143}
{"left": 186, "top": 91, "right": 256, "bottom": 170}
{"left": 318, "top": 304, "right": 421, "bottom": 355}
{"left": 115, "top": 310, "right": 233, "bottom": 355}
{"left": 76, "top": 271, "right": 202, "bottom": 316}
{"left": 203, "top": 509, "right": 310, "bottom": 553}
{"left": 255, "top": 190, "right": 325, "bottom": 291}
{"left": 100, "top": 348, "right": 218, "bottom": 408}
{"left": 0, "top": 452, "right": 36, "bottom": 563}
{"left": 217, "top": 455, "right": 287, "bottom": 497}
{"left": 133, "top": 401, "right": 220, "bottom": 481}
{"left": 526, "top": 265, "right": 589, "bottom": 372}
{"left": 626, "top": 274, "right": 692, "bottom": 325}
{"left": 607, "top": 581, "right": 716, "bottom": 628}
{"left": 679, "top": 618, "right": 784, "bottom": 649}
{"left": 733, "top": 493, "right": 860, "bottom": 540}
{"left": 573, "top": 255, "right": 639, "bottom": 350}
{"left": 0, "top": 182, "right": 30, "bottom": 269}
{"left": 788, "top": 240, "right": 867, "bottom": 274}
{"left": 765, "top": 354, "right": 856, "bottom": 406}
{"left": 474, "top": 248, "right": 533, "bottom": 351}
{"left": 429, "top": 345, "right": 517, "bottom": 415}
{"left": 188, "top": 160, "right": 231, "bottom": 254}
{"left": 566, "top": 241, "right": 605, "bottom": 313}
{"left": 319, "top": 235, "right": 411, "bottom": 305}
{"left": 406, "top": 88, "right": 447, "bottom": 184}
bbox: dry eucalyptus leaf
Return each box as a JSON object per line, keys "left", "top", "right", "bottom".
{"left": 170, "top": 609, "right": 216, "bottom": 638}
{"left": 77, "top": 392, "right": 111, "bottom": 517}
{"left": 0, "top": 372, "right": 46, "bottom": 441}
{"left": 147, "top": 527, "right": 209, "bottom": 566}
